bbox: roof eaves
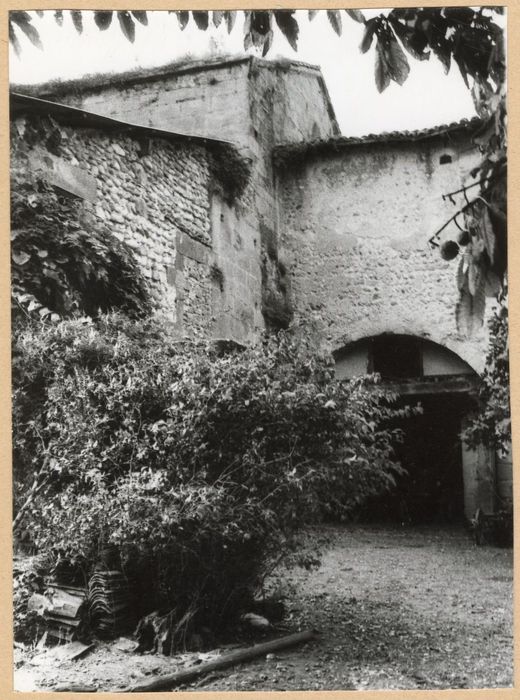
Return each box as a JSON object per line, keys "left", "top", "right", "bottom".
{"left": 10, "top": 91, "right": 253, "bottom": 201}
{"left": 273, "top": 117, "right": 482, "bottom": 166}
{"left": 11, "top": 91, "right": 240, "bottom": 150}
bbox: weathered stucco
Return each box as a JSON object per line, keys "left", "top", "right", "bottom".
{"left": 278, "top": 136, "right": 487, "bottom": 372}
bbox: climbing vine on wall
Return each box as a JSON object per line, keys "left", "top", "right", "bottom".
{"left": 462, "top": 296, "right": 510, "bottom": 456}
{"left": 11, "top": 174, "right": 151, "bottom": 324}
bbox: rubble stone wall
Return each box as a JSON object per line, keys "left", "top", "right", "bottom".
{"left": 10, "top": 115, "right": 262, "bottom": 342}
{"left": 28, "top": 57, "right": 339, "bottom": 331}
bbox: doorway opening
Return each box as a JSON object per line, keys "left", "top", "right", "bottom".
{"left": 335, "top": 334, "right": 482, "bottom": 523}
{"left": 360, "top": 393, "right": 473, "bottom": 524}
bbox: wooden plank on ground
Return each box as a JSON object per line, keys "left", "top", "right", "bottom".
{"left": 119, "top": 629, "right": 317, "bottom": 693}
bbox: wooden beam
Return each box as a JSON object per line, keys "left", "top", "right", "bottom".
{"left": 384, "top": 375, "right": 479, "bottom": 396}
{"left": 118, "top": 629, "right": 316, "bottom": 693}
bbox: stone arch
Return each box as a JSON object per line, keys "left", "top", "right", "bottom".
{"left": 332, "top": 332, "right": 494, "bottom": 523}
{"left": 333, "top": 333, "right": 476, "bottom": 382}
{"left": 332, "top": 322, "right": 484, "bottom": 375}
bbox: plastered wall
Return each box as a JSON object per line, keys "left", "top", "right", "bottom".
{"left": 278, "top": 136, "right": 488, "bottom": 372}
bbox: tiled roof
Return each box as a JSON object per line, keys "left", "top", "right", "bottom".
{"left": 273, "top": 117, "right": 482, "bottom": 165}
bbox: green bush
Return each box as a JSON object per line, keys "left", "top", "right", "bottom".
{"left": 13, "top": 314, "right": 408, "bottom": 639}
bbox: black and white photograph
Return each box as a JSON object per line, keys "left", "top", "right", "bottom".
{"left": 9, "top": 5, "right": 512, "bottom": 693}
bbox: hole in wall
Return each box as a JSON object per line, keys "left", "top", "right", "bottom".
{"left": 439, "top": 153, "right": 452, "bottom": 165}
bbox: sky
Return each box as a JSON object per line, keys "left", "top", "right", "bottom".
{"left": 9, "top": 9, "right": 480, "bottom": 137}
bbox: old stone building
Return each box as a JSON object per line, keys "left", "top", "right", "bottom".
{"left": 10, "top": 55, "right": 511, "bottom": 522}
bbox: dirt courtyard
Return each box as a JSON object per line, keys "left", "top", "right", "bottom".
{"left": 15, "top": 524, "right": 513, "bottom": 692}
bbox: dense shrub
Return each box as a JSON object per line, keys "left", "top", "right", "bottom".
{"left": 13, "top": 314, "right": 409, "bottom": 639}
{"left": 13, "top": 559, "right": 47, "bottom": 644}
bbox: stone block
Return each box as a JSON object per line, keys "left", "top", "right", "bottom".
{"left": 177, "top": 232, "right": 210, "bottom": 264}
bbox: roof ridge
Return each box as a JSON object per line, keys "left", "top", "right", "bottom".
{"left": 273, "top": 116, "right": 482, "bottom": 163}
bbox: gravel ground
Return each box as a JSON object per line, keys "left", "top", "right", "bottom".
{"left": 15, "top": 524, "right": 513, "bottom": 692}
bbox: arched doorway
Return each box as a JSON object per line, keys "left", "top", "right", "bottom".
{"left": 334, "top": 334, "right": 493, "bottom": 523}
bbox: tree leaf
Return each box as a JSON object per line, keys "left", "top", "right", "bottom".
{"left": 176, "top": 11, "right": 189, "bottom": 30}
{"left": 13, "top": 16, "right": 43, "bottom": 50}
{"left": 252, "top": 11, "right": 271, "bottom": 37}
{"left": 94, "top": 11, "right": 113, "bottom": 31}
{"left": 10, "top": 11, "right": 33, "bottom": 27}
{"left": 388, "top": 14, "right": 430, "bottom": 61}
{"left": 327, "top": 10, "right": 342, "bottom": 36}
{"left": 274, "top": 10, "right": 299, "bottom": 52}
{"left": 308, "top": 10, "right": 318, "bottom": 22}
{"left": 456, "top": 283, "right": 473, "bottom": 338}
{"left": 224, "top": 11, "right": 236, "bottom": 33}
{"left": 131, "top": 11, "right": 148, "bottom": 26}
{"left": 484, "top": 268, "right": 501, "bottom": 297}
{"left": 360, "top": 18, "right": 378, "bottom": 54}
{"left": 479, "top": 202, "right": 496, "bottom": 266}
{"left": 262, "top": 30, "right": 274, "bottom": 57}
{"left": 472, "top": 273, "right": 486, "bottom": 329}
{"left": 456, "top": 254, "right": 469, "bottom": 292}
{"left": 54, "top": 10, "right": 63, "bottom": 27}
{"left": 467, "top": 258, "right": 482, "bottom": 297}
{"left": 385, "top": 30, "right": 411, "bottom": 86}
{"left": 70, "top": 11, "right": 83, "bottom": 34}
{"left": 118, "top": 12, "right": 135, "bottom": 42}
{"left": 192, "top": 11, "right": 209, "bottom": 31}
{"left": 212, "top": 11, "right": 224, "bottom": 27}
{"left": 9, "top": 22, "right": 21, "bottom": 57}
{"left": 456, "top": 270, "right": 486, "bottom": 338}
{"left": 244, "top": 11, "right": 272, "bottom": 52}
{"left": 345, "top": 9, "right": 365, "bottom": 24}
{"left": 243, "top": 11, "right": 252, "bottom": 49}
{"left": 374, "top": 41, "right": 391, "bottom": 93}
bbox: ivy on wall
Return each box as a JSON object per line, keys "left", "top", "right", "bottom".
{"left": 11, "top": 114, "right": 151, "bottom": 323}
